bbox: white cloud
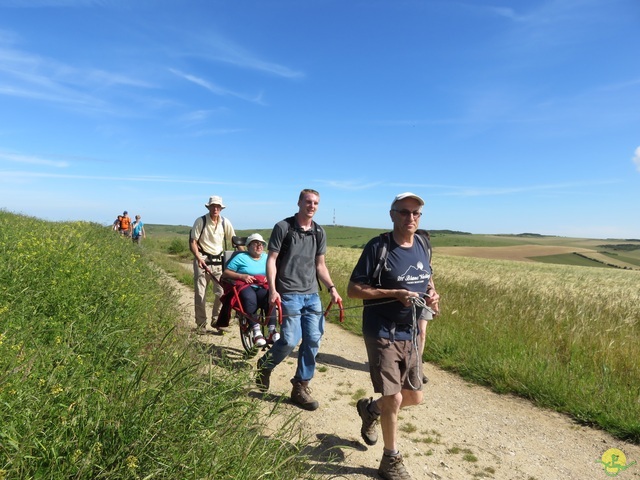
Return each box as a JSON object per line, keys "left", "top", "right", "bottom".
{"left": 0, "top": 151, "right": 69, "bottom": 168}
{"left": 169, "top": 68, "right": 265, "bottom": 105}
{"left": 633, "top": 146, "right": 640, "bottom": 172}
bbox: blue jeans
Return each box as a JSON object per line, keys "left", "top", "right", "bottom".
{"left": 261, "top": 293, "right": 324, "bottom": 382}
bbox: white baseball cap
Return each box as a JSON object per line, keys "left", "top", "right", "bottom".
{"left": 391, "top": 192, "right": 424, "bottom": 209}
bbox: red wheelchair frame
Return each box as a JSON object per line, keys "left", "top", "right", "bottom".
{"left": 203, "top": 235, "right": 344, "bottom": 357}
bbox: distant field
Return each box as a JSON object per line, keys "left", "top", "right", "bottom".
{"left": 435, "top": 245, "right": 592, "bottom": 262}
{"left": 146, "top": 224, "right": 640, "bottom": 270}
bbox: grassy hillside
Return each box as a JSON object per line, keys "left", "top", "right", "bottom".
{"left": 0, "top": 212, "right": 308, "bottom": 479}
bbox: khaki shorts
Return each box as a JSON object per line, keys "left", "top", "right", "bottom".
{"left": 364, "top": 337, "right": 423, "bottom": 396}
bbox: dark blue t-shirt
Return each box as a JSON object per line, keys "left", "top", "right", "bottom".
{"left": 350, "top": 233, "right": 432, "bottom": 340}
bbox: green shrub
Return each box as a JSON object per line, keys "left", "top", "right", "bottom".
{"left": 167, "top": 238, "right": 188, "bottom": 255}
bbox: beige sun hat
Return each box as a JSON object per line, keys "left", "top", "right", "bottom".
{"left": 246, "top": 233, "right": 267, "bottom": 247}
{"left": 204, "top": 195, "right": 226, "bottom": 209}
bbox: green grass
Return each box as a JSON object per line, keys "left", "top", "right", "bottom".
{"left": 420, "top": 255, "right": 640, "bottom": 442}
{"left": 0, "top": 212, "right": 309, "bottom": 479}
{"left": 600, "top": 251, "right": 640, "bottom": 267}
{"left": 530, "top": 253, "right": 611, "bottom": 267}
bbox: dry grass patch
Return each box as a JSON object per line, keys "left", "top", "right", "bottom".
{"left": 435, "top": 245, "right": 593, "bottom": 262}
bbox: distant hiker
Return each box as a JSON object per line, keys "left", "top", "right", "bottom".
{"left": 118, "top": 211, "right": 132, "bottom": 237}
{"left": 255, "top": 188, "right": 342, "bottom": 411}
{"left": 189, "top": 195, "right": 239, "bottom": 334}
{"left": 131, "top": 215, "right": 146, "bottom": 245}
{"left": 348, "top": 192, "right": 440, "bottom": 480}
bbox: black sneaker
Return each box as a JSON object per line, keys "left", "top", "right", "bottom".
{"left": 256, "top": 357, "right": 271, "bottom": 392}
{"left": 356, "top": 397, "right": 379, "bottom": 446}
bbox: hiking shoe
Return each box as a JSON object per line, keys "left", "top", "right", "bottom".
{"left": 378, "top": 453, "right": 412, "bottom": 480}
{"left": 356, "top": 397, "right": 379, "bottom": 446}
{"left": 256, "top": 357, "right": 271, "bottom": 392}
{"left": 267, "top": 331, "right": 280, "bottom": 344}
{"left": 290, "top": 380, "right": 319, "bottom": 411}
{"left": 253, "top": 334, "right": 266, "bottom": 347}
{"left": 195, "top": 324, "right": 207, "bottom": 335}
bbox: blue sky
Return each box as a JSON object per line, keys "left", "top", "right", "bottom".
{"left": 1, "top": 0, "right": 639, "bottom": 239}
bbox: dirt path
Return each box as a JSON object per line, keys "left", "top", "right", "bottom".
{"left": 170, "top": 277, "right": 640, "bottom": 480}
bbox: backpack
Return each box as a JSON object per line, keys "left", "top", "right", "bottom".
{"left": 277, "top": 216, "right": 322, "bottom": 262}
{"left": 191, "top": 214, "right": 230, "bottom": 265}
{"left": 276, "top": 216, "right": 323, "bottom": 288}
{"left": 371, "top": 229, "right": 432, "bottom": 287}
{"left": 119, "top": 215, "right": 131, "bottom": 230}
{"left": 132, "top": 221, "right": 143, "bottom": 238}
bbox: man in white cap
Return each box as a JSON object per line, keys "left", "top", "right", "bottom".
{"left": 189, "top": 195, "right": 239, "bottom": 334}
{"left": 347, "top": 192, "right": 440, "bottom": 480}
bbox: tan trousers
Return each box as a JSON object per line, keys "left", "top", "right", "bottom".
{"left": 193, "top": 260, "right": 223, "bottom": 327}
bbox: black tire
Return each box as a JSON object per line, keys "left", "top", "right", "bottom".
{"left": 238, "top": 312, "right": 267, "bottom": 358}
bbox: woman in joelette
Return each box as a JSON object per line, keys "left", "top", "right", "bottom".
{"left": 221, "top": 233, "right": 279, "bottom": 346}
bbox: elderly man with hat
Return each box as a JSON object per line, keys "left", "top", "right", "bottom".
{"left": 189, "top": 195, "right": 240, "bottom": 334}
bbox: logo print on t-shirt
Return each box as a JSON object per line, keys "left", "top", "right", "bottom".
{"left": 397, "top": 262, "right": 430, "bottom": 285}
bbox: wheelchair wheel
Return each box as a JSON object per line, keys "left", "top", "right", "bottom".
{"left": 238, "top": 313, "right": 266, "bottom": 358}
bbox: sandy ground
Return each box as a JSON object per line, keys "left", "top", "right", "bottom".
{"left": 170, "top": 276, "right": 640, "bottom": 480}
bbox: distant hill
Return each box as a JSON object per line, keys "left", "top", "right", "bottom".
{"left": 145, "top": 223, "right": 640, "bottom": 269}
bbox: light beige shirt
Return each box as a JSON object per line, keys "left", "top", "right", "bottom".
{"left": 191, "top": 215, "right": 236, "bottom": 255}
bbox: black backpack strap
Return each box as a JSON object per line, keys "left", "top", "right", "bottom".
{"left": 372, "top": 232, "right": 391, "bottom": 287}
{"left": 372, "top": 230, "right": 431, "bottom": 287}
{"left": 279, "top": 216, "right": 322, "bottom": 258}
{"left": 415, "top": 229, "right": 432, "bottom": 267}
{"left": 277, "top": 216, "right": 296, "bottom": 261}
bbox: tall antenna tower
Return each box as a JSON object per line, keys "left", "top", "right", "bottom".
{"left": 333, "top": 209, "right": 336, "bottom": 226}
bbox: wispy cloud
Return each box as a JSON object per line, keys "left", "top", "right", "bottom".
{"left": 318, "top": 180, "right": 383, "bottom": 191}
{"left": 0, "top": 41, "right": 154, "bottom": 113}
{"left": 481, "top": 0, "right": 614, "bottom": 52}
{"left": 189, "top": 33, "right": 304, "bottom": 80}
{"left": 633, "top": 146, "right": 640, "bottom": 173}
{"left": 391, "top": 180, "right": 620, "bottom": 197}
{"left": 169, "top": 68, "right": 265, "bottom": 105}
{"left": 0, "top": 0, "right": 128, "bottom": 7}
{"left": 178, "top": 109, "right": 222, "bottom": 125}
{"left": 188, "top": 128, "right": 245, "bottom": 137}
{"left": 0, "top": 151, "right": 69, "bottom": 168}
{"left": 0, "top": 170, "right": 266, "bottom": 187}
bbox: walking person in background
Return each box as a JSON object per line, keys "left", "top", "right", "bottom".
{"left": 118, "top": 211, "right": 131, "bottom": 237}
{"left": 255, "top": 188, "right": 342, "bottom": 411}
{"left": 131, "top": 215, "right": 146, "bottom": 245}
{"left": 348, "top": 192, "right": 439, "bottom": 480}
{"left": 189, "top": 196, "right": 239, "bottom": 335}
